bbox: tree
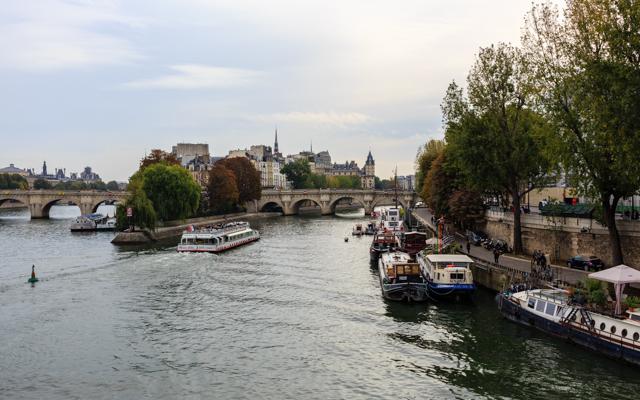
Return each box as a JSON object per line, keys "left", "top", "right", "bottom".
{"left": 522, "top": 0, "right": 640, "bottom": 264}
{"left": 33, "top": 178, "right": 52, "bottom": 190}
{"left": 217, "top": 157, "right": 261, "bottom": 203}
{"left": 208, "top": 165, "right": 240, "bottom": 214}
{"left": 141, "top": 163, "right": 201, "bottom": 221}
{"left": 422, "top": 151, "right": 455, "bottom": 218}
{"left": 281, "top": 159, "right": 311, "bottom": 189}
{"left": 448, "top": 189, "right": 485, "bottom": 230}
{"left": 443, "top": 43, "right": 553, "bottom": 254}
{"left": 88, "top": 181, "right": 107, "bottom": 191}
{"left": 415, "top": 139, "right": 446, "bottom": 192}
{"left": 140, "top": 149, "right": 180, "bottom": 171}
{"left": 0, "top": 174, "right": 28, "bottom": 189}
{"left": 106, "top": 180, "right": 120, "bottom": 191}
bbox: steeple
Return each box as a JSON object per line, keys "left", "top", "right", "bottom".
{"left": 310, "top": 139, "right": 313, "bottom": 153}
{"left": 274, "top": 127, "right": 279, "bottom": 154}
{"left": 366, "top": 150, "right": 374, "bottom": 165}
{"left": 42, "top": 161, "right": 47, "bottom": 176}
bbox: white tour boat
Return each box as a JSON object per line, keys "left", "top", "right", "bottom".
{"left": 416, "top": 252, "right": 476, "bottom": 299}
{"left": 379, "top": 207, "right": 404, "bottom": 233}
{"left": 70, "top": 214, "right": 116, "bottom": 232}
{"left": 177, "top": 221, "right": 260, "bottom": 253}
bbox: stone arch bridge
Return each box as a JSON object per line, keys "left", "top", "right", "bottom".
{"left": 0, "top": 190, "right": 128, "bottom": 218}
{"left": 248, "top": 189, "right": 418, "bottom": 216}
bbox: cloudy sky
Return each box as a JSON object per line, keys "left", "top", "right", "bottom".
{"left": 0, "top": 0, "right": 550, "bottom": 181}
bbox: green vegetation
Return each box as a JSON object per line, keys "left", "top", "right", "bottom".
{"left": 33, "top": 178, "right": 52, "bottom": 190}
{"left": 624, "top": 296, "right": 640, "bottom": 309}
{"left": 52, "top": 180, "right": 107, "bottom": 191}
{"left": 0, "top": 174, "right": 28, "bottom": 190}
{"left": 106, "top": 180, "right": 120, "bottom": 191}
{"left": 522, "top": 1, "right": 640, "bottom": 265}
{"left": 281, "top": 159, "right": 362, "bottom": 189}
{"left": 116, "top": 160, "right": 200, "bottom": 230}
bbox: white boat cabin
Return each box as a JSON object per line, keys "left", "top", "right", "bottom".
{"left": 418, "top": 253, "right": 474, "bottom": 285}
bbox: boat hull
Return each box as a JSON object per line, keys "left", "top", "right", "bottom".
{"left": 379, "top": 282, "right": 428, "bottom": 302}
{"left": 428, "top": 282, "right": 476, "bottom": 299}
{"left": 497, "top": 293, "right": 640, "bottom": 366}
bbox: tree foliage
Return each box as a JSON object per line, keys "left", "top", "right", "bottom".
{"left": 106, "top": 180, "right": 120, "bottom": 191}
{"left": 415, "top": 139, "right": 446, "bottom": 192}
{"left": 0, "top": 174, "right": 28, "bottom": 189}
{"left": 522, "top": 0, "right": 640, "bottom": 264}
{"left": 33, "top": 178, "right": 52, "bottom": 190}
{"left": 208, "top": 165, "right": 240, "bottom": 214}
{"left": 141, "top": 163, "right": 201, "bottom": 221}
{"left": 217, "top": 157, "right": 261, "bottom": 203}
{"left": 281, "top": 159, "right": 311, "bottom": 189}
{"left": 443, "top": 43, "right": 553, "bottom": 253}
{"left": 140, "top": 149, "right": 180, "bottom": 171}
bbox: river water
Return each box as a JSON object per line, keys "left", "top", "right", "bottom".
{"left": 1, "top": 209, "right": 639, "bottom": 399}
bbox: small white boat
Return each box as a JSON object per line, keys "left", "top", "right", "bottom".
{"left": 352, "top": 223, "right": 364, "bottom": 236}
{"left": 378, "top": 252, "right": 428, "bottom": 302}
{"left": 177, "top": 221, "right": 259, "bottom": 253}
{"left": 379, "top": 207, "right": 403, "bottom": 233}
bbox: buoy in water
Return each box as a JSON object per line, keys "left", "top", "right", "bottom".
{"left": 344, "top": 237, "right": 349, "bottom": 242}
{"left": 28, "top": 264, "right": 39, "bottom": 283}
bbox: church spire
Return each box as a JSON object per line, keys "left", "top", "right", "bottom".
{"left": 310, "top": 139, "right": 313, "bottom": 153}
{"left": 274, "top": 127, "right": 279, "bottom": 154}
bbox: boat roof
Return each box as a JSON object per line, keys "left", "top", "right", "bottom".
{"left": 381, "top": 252, "right": 412, "bottom": 262}
{"left": 425, "top": 254, "right": 474, "bottom": 263}
{"left": 404, "top": 231, "right": 427, "bottom": 236}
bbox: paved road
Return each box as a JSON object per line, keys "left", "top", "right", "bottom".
{"left": 411, "top": 207, "right": 589, "bottom": 284}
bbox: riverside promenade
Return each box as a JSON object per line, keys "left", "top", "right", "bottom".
{"left": 411, "top": 207, "right": 589, "bottom": 288}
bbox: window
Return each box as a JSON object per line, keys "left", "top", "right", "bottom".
{"left": 600, "top": 322, "right": 606, "bottom": 331}
{"left": 634, "top": 332, "right": 639, "bottom": 341}
{"left": 610, "top": 326, "right": 617, "bottom": 334}
{"left": 545, "top": 303, "right": 556, "bottom": 316}
{"left": 536, "top": 300, "right": 546, "bottom": 313}
{"left": 528, "top": 298, "right": 535, "bottom": 309}
{"left": 621, "top": 329, "right": 627, "bottom": 338}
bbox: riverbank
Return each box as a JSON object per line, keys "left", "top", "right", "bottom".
{"left": 111, "top": 211, "right": 281, "bottom": 245}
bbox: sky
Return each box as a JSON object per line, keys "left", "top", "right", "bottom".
{"left": 0, "top": 0, "right": 557, "bottom": 182}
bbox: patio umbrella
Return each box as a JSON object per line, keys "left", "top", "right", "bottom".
{"left": 589, "top": 265, "right": 640, "bottom": 315}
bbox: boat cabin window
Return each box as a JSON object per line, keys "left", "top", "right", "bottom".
{"left": 450, "top": 273, "right": 464, "bottom": 280}
{"left": 621, "top": 329, "right": 627, "bottom": 338}
{"left": 634, "top": 332, "right": 639, "bottom": 341}
{"left": 631, "top": 314, "right": 640, "bottom": 322}
{"left": 600, "top": 322, "right": 606, "bottom": 331}
{"left": 535, "top": 300, "right": 546, "bottom": 313}
{"left": 528, "top": 298, "right": 535, "bottom": 309}
{"left": 545, "top": 302, "right": 556, "bottom": 316}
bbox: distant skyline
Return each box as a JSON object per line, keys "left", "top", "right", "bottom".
{"left": 0, "top": 0, "right": 561, "bottom": 181}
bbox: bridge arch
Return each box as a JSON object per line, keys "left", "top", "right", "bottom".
{"left": 260, "top": 200, "right": 284, "bottom": 213}
{"left": 291, "top": 198, "right": 322, "bottom": 214}
{"left": 329, "top": 196, "right": 366, "bottom": 214}
{"left": 91, "top": 198, "right": 121, "bottom": 213}
{"left": 42, "top": 198, "right": 80, "bottom": 218}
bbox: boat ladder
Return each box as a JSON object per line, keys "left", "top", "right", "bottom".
{"left": 562, "top": 307, "right": 595, "bottom": 333}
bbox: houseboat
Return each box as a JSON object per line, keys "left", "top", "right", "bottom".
{"left": 369, "top": 231, "right": 398, "bottom": 263}
{"left": 398, "top": 231, "right": 429, "bottom": 258}
{"left": 378, "top": 252, "right": 428, "bottom": 302}
{"left": 497, "top": 288, "right": 640, "bottom": 366}
{"left": 364, "top": 221, "right": 378, "bottom": 235}
{"left": 177, "top": 221, "right": 260, "bottom": 253}
{"left": 352, "top": 223, "right": 364, "bottom": 236}
{"left": 416, "top": 253, "right": 476, "bottom": 299}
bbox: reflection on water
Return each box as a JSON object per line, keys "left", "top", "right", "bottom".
{"left": 0, "top": 215, "right": 639, "bottom": 399}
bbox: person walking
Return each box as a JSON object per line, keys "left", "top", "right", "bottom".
{"left": 493, "top": 249, "right": 500, "bottom": 264}
{"left": 466, "top": 240, "right": 471, "bottom": 254}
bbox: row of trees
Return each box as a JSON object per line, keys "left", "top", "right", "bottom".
{"left": 32, "top": 179, "right": 121, "bottom": 191}
{"left": 417, "top": 0, "right": 640, "bottom": 264}
{"left": 0, "top": 174, "right": 28, "bottom": 189}
{"left": 116, "top": 150, "right": 264, "bottom": 229}
{"left": 280, "top": 159, "right": 362, "bottom": 189}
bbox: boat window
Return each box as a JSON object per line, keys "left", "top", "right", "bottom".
{"left": 610, "top": 325, "right": 616, "bottom": 334}
{"left": 634, "top": 332, "right": 639, "bottom": 341}
{"left": 535, "top": 300, "right": 546, "bottom": 313}
{"left": 527, "top": 298, "right": 535, "bottom": 309}
{"left": 631, "top": 315, "right": 640, "bottom": 322}
{"left": 545, "top": 303, "right": 556, "bottom": 316}
{"left": 600, "top": 322, "right": 606, "bottom": 331}
{"left": 450, "top": 273, "right": 464, "bottom": 280}
{"left": 621, "top": 329, "right": 627, "bottom": 338}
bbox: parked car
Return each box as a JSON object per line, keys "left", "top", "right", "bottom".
{"left": 567, "top": 255, "right": 605, "bottom": 271}
{"left": 466, "top": 230, "right": 488, "bottom": 246}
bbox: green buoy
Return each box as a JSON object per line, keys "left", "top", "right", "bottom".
{"left": 28, "top": 265, "right": 39, "bottom": 284}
